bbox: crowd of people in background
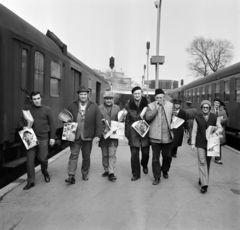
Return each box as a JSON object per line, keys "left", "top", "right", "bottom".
{"left": 21, "top": 85, "right": 228, "bottom": 195}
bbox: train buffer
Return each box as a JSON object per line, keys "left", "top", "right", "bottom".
{"left": 0, "top": 139, "right": 240, "bottom": 229}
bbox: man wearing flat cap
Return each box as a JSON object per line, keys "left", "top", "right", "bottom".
{"left": 125, "top": 86, "right": 150, "bottom": 181}
{"left": 171, "top": 99, "right": 187, "bottom": 159}
{"left": 65, "top": 85, "right": 102, "bottom": 184}
{"left": 185, "top": 100, "right": 198, "bottom": 145}
{"left": 146, "top": 88, "right": 173, "bottom": 185}
{"left": 99, "top": 90, "right": 121, "bottom": 182}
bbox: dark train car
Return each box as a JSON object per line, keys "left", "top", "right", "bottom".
{"left": 166, "top": 62, "right": 240, "bottom": 134}
{"left": 0, "top": 4, "right": 109, "bottom": 171}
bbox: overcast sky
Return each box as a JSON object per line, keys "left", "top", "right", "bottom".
{"left": 1, "top": 0, "right": 239, "bottom": 85}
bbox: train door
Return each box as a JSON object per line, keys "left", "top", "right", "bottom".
{"left": 71, "top": 69, "right": 82, "bottom": 101}
{"left": 11, "top": 40, "right": 32, "bottom": 139}
{"left": 96, "top": 82, "right": 101, "bottom": 105}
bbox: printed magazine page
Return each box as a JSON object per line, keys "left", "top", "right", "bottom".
{"left": 22, "top": 110, "right": 34, "bottom": 128}
{"left": 58, "top": 109, "right": 73, "bottom": 122}
{"left": 62, "top": 122, "right": 78, "bottom": 141}
{"left": 206, "top": 125, "right": 221, "bottom": 157}
{"left": 19, "top": 128, "right": 38, "bottom": 150}
{"left": 170, "top": 116, "right": 185, "bottom": 129}
{"left": 132, "top": 120, "right": 150, "bottom": 138}
{"left": 102, "top": 119, "right": 112, "bottom": 139}
{"left": 118, "top": 109, "right": 128, "bottom": 122}
{"left": 110, "top": 121, "right": 125, "bottom": 139}
{"left": 140, "top": 107, "right": 148, "bottom": 118}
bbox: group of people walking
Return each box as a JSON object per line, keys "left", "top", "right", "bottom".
{"left": 21, "top": 85, "right": 227, "bottom": 195}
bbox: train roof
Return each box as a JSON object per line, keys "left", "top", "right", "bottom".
{"left": 112, "top": 88, "right": 155, "bottom": 95}
{"left": 182, "top": 62, "right": 240, "bottom": 90}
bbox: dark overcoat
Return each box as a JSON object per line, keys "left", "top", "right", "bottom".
{"left": 125, "top": 97, "right": 149, "bottom": 147}
{"left": 172, "top": 109, "right": 187, "bottom": 147}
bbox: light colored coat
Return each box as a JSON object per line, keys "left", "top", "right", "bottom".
{"left": 146, "top": 100, "right": 173, "bottom": 140}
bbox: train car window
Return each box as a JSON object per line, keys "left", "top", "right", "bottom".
{"left": 88, "top": 78, "right": 92, "bottom": 99}
{"left": 50, "top": 61, "right": 61, "bottom": 97}
{"left": 202, "top": 86, "right": 205, "bottom": 100}
{"left": 207, "top": 85, "right": 212, "bottom": 102}
{"left": 192, "top": 89, "right": 195, "bottom": 102}
{"left": 196, "top": 88, "right": 199, "bottom": 102}
{"left": 34, "top": 52, "right": 45, "bottom": 94}
{"left": 71, "top": 69, "right": 82, "bottom": 100}
{"left": 215, "top": 82, "right": 220, "bottom": 99}
{"left": 224, "top": 80, "right": 230, "bottom": 102}
{"left": 21, "top": 49, "right": 28, "bottom": 90}
{"left": 235, "top": 78, "right": 240, "bottom": 101}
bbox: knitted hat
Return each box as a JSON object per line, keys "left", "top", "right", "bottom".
{"left": 200, "top": 100, "right": 211, "bottom": 108}
{"left": 155, "top": 88, "right": 165, "bottom": 95}
{"left": 103, "top": 90, "right": 114, "bottom": 98}
{"left": 131, "top": 86, "right": 141, "bottom": 94}
{"left": 77, "top": 85, "right": 90, "bottom": 93}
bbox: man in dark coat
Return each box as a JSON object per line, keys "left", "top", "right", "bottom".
{"left": 65, "top": 85, "right": 102, "bottom": 184}
{"left": 125, "top": 86, "right": 150, "bottom": 181}
{"left": 171, "top": 99, "right": 187, "bottom": 159}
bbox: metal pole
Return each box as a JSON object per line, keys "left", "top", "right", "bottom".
{"left": 155, "top": 0, "right": 162, "bottom": 89}
{"left": 146, "top": 50, "right": 149, "bottom": 97}
{"left": 111, "top": 69, "right": 113, "bottom": 90}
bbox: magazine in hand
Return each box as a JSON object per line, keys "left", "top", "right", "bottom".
{"left": 110, "top": 121, "right": 125, "bottom": 139}
{"left": 206, "top": 125, "right": 223, "bottom": 157}
{"left": 102, "top": 119, "right": 112, "bottom": 139}
{"left": 132, "top": 120, "right": 150, "bottom": 137}
{"left": 170, "top": 116, "right": 185, "bottom": 129}
{"left": 140, "top": 107, "right": 148, "bottom": 119}
{"left": 19, "top": 127, "right": 38, "bottom": 150}
{"left": 58, "top": 109, "right": 78, "bottom": 141}
{"left": 22, "top": 110, "right": 34, "bottom": 128}
{"left": 118, "top": 109, "right": 128, "bottom": 122}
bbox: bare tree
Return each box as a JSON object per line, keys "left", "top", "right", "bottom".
{"left": 186, "top": 37, "right": 234, "bottom": 77}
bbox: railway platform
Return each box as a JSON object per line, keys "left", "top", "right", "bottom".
{"left": 0, "top": 139, "right": 240, "bottom": 230}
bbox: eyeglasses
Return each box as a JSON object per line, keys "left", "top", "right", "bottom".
{"left": 202, "top": 106, "right": 209, "bottom": 109}
{"left": 104, "top": 97, "right": 113, "bottom": 100}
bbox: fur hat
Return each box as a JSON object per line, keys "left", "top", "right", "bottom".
{"left": 200, "top": 100, "right": 211, "bottom": 108}
{"left": 155, "top": 88, "right": 165, "bottom": 95}
{"left": 77, "top": 85, "right": 90, "bottom": 93}
{"left": 131, "top": 86, "right": 141, "bottom": 94}
{"left": 103, "top": 90, "right": 114, "bottom": 98}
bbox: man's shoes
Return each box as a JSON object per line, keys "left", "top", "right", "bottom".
{"left": 82, "top": 175, "right": 89, "bottom": 181}
{"left": 102, "top": 172, "right": 109, "bottom": 177}
{"left": 200, "top": 186, "right": 208, "bottom": 194}
{"left": 108, "top": 173, "right": 117, "bottom": 182}
{"left": 162, "top": 172, "right": 169, "bottom": 179}
{"left": 44, "top": 173, "right": 50, "bottom": 183}
{"left": 152, "top": 178, "right": 160, "bottom": 185}
{"left": 65, "top": 175, "right": 75, "bottom": 184}
{"left": 143, "top": 167, "right": 148, "bottom": 174}
{"left": 172, "top": 155, "right": 177, "bottom": 158}
{"left": 215, "top": 160, "right": 223, "bottom": 165}
{"left": 131, "top": 176, "right": 140, "bottom": 181}
{"left": 23, "top": 182, "right": 35, "bottom": 190}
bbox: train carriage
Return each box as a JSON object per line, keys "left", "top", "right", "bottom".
{"left": 0, "top": 4, "right": 109, "bottom": 173}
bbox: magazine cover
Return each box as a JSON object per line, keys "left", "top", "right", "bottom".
{"left": 19, "top": 128, "right": 38, "bottom": 150}
{"left": 102, "top": 119, "right": 112, "bottom": 139}
{"left": 62, "top": 122, "right": 78, "bottom": 141}
{"left": 118, "top": 109, "right": 128, "bottom": 122}
{"left": 170, "top": 116, "right": 185, "bottom": 129}
{"left": 110, "top": 121, "right": 125, "bottom": 139}
{"left": 58, "top": 109, "right": 73, "bottom": 122}
{"left": 206, "top": 125, "right": 222, "bottom": 157}
{"left": 22, "top": 110, "right": 34, "bottom": 128}
{"left": 132, "top": 120, "right": 150, "bottom": 137}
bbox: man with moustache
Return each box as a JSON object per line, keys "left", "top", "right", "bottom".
{"left": 125, "top": 86, "right": 150, "bottom": 181}
{"left": 65, "top": 85, "right": 102, "bottom": 184}
{"left": 146, "top": 88, "right": 173, "bottom": 185}
{"left": 99, "top": 90, "right": 121, "bottom": 182}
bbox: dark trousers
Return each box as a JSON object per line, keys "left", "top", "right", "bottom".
{"left": 68, "top": 139, "right": 93, "bottom": 177}
{"left": 26, "top": 140, "right": 49, "bottom": 183}
{"left": 151, "top": 142, "right": 172, "bottom": 179}
{"left": 215, "top": 146, "right": 222, "bottom": 161}
{"left": 168, "top": 146, "right": 178, "bottom": 168}
{"left": 130, "top": 146, "right": 149, "bottom": 177}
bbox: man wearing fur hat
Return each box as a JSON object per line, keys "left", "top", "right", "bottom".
{"left": 125, "top": 86, "right": 150, "bottom": 181}
{"left": 146, "top": 88, "right": 173, "bottom": 185}
{"left": 99, "top": 90, "right": 121, "bottom": 182}
{"left": 65, "top": 85, "right": 102, "bottom": 184}
{"left": 191, "top": 100, "right": 222, "bottom": 194}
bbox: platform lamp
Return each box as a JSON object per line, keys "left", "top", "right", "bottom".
{"left": 109, "top": 56, "right": 115, "bottom": 90}
{"left": 146, "top": 42, "right": 150, "bottom": 96}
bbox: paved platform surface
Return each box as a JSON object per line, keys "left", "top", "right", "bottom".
{"left": 0, "top": 139, "right": 240, "bottom": 230}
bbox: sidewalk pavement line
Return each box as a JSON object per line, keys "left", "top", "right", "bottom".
{"left": 0, "top": 147, "right": 70, "bottom": 199}
{"left": 223, "top": 145, "right": 240, "bottom": 154}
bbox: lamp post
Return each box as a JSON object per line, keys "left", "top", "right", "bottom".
{"left": 155, "top": 0, "right": 162, "bottom": 89}
{"left": 146, "top": 42, "right": 150, "bottom": 96}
